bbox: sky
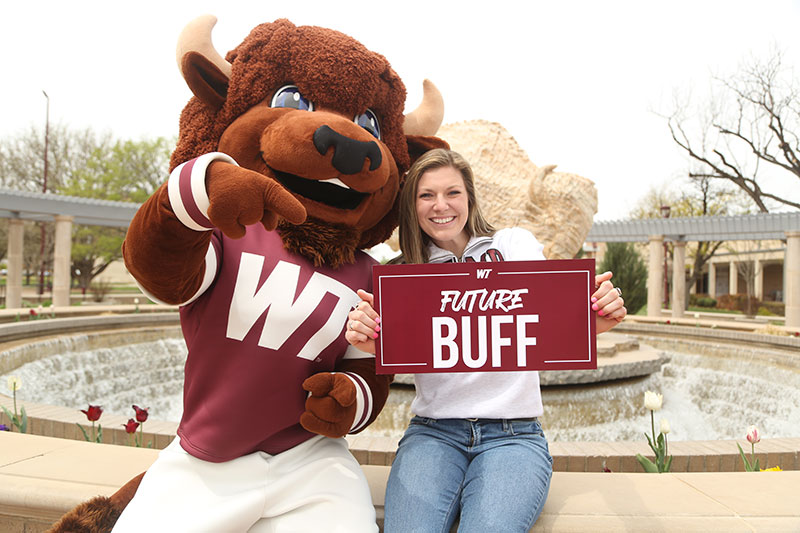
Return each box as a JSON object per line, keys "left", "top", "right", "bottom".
{"left": 3, "top": 1, "right": 799, "bottom": 221}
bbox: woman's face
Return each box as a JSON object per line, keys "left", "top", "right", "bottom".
{"left": 415, "top": 165, "right": 470, "bottom": 256}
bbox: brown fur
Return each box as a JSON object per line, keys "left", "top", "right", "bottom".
{"left": 48, "top": 497, "right": 121, "bottom": 533}
{"left": 49, "top": 473, "right": 144, "bottom": 533}
{"left": 58, "top": 16, "right": 447, "bottom": 532}
{"left": 278, "top": 218, "right": 360, "bottom": 268}
{"left": 168, "top": 19, "right": 412, "bottom": 266}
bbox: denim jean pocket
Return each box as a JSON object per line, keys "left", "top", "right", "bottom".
{"left": 510, "top": 419, "right": 545, "bottom": 438}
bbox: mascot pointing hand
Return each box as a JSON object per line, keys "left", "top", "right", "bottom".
{"left": 53, "top": 15, "right": 446, "bottom": 532}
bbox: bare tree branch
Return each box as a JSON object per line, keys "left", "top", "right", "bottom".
{"left": 665, "top": 49, "right": 800, "bottom": 213}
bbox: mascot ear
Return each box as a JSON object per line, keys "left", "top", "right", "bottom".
{"left": 177, "top": 15, "right": 232, "bottom": 110}
{"left": 406, "top": 135, "right": 450, "bottom": 167}
{"left": 180, "top": 51, "right": 229, "bottom": 109}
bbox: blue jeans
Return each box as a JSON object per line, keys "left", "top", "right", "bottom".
{"left": 384, "top": 416, "right": 553, "bottom": 533}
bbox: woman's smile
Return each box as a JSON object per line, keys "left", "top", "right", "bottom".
{"left": 415, "top": 166, "right": 470, "bottom": 256}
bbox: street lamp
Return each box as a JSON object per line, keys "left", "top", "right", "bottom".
{"left": 38, "top": 90, "right": 50, "bottom": 296}
{"left": 660, "top": 205, "right": 671, "bottom": 308}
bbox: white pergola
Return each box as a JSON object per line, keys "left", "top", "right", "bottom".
{"left": 2, "top": 189, "right": 799, "bottom": 327}
{"left": 587, "top": 212, "right": 800, "bottom": 328}
{"left": 0, "top": 188, "right": 139, "bottom": 308}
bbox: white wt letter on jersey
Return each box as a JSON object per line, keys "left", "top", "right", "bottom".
{"left": 227, "top": 254, "right": 358, "bottom": 360}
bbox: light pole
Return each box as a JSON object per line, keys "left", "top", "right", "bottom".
{"left": 38, "top": 90, "right": 50, "bottom": 296}
{"left": 660, "top": 204, "right": 671, "bottom": 308}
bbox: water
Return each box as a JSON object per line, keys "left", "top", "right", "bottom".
{"left": 3, "top": 336, "right": 799, "bottom": 442}
{"left": 1, "top": 336, "right": 188, "bottom": 423}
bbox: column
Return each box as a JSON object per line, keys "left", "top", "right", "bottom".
{"left": 647, "top": 235, "right": 664, "bottom": 317}
{"left": 52, "top": 215, "right": 74, "bottom": 308}
{"left": 755, "top": 258, "right": 763, "bottom": 300}
{"left": 672, "top": 241, "right": 686, "bottom": 318}
{"left": 729, "top": 261, "right": 738, "bottom": 295}
{"left": 708, "top": 263, "right": 717, "bottom": 298}
{"left": 6, "top": 219, "right": 24, "bottom": 309}
{"left": 786, "top": 231, "right": 800, "bottom": 329}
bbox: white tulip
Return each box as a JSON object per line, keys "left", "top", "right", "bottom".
{"left": 7, "top": 375, "right": 22, "bottom": 393}
{"left": 644, "top": 391, "right": 663, "bottom": 411}
{"left": 746, "top": 425, "right": 761, "bottom": 444}
{"left": 660, "top": 418, "right": 670, "bottom": 435}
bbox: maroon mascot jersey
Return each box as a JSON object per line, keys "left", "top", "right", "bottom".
{"left": 153, "top": 154, "right": 378, "bottom": 462}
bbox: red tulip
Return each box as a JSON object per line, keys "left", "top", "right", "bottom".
{"left": 81, "top": 405, "right": 103, "bottom": 422}
{"left": 123, "top": 419, "right": 140, "bottom": 434}
{"left": 132, "top": 405, "right": 149, "bottom": 423}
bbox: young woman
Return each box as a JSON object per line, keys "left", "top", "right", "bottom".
{"left": 346, "top": 148, "right": 627, "bottom": 532}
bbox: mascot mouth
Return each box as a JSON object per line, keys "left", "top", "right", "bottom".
{"left": 271, "top": 169, "right": 367, "bottom": 210}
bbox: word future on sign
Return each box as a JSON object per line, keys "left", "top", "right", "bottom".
{"left": 373, "top": 259, "right": 596, "bottom": 374}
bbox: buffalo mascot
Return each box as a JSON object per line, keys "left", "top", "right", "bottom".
{"left": 52, "top": 15, "right": 446, "bottom": 532}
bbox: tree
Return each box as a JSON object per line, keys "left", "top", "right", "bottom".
{"left": 728, "top": 240, "right": 764, "bottom": 316}
{"left": 0, "top": 220, "right": 6, "bottom": 264}
{"left": 630, "top": 176, "right": 742, "bottom": 307}
{"left": 0, "top": 124, "right": 112, "bottom": 193}
{"left": 70, "top": 226, "right": 127, "bottom": 292}
{"left": 598, "top": 242, "right": 648, "bottom": 315}
{"left": 60, "top": 137, "right": 171, "bottom": 203}
{"left": 1, "top": 125, "right": 113, "bottom": 292}
{"left": 23, "top": 222, "right": 51, "bottom": 287}
{"left": 59, "top": 137, "right": 172, "bottom": 291}
{"left": 665, "top": 49, "right": 800, "bottom": 213}
{"left": 0, "top": 127, "right": 172, "bottom": 292}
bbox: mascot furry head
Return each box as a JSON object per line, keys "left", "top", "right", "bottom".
{"left": 170, "top": 15, "right": 445, "bottom": 268}
{"left": 52, "top": 15, "right": 446, "bottom": 532}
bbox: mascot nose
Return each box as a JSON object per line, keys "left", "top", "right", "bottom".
{"left": 313, "top": 125, "right": 382, "bottom": 175}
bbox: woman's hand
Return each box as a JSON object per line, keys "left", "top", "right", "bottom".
{"left": 593, "top": 271, "right": 627, "bottom": 334}
{"left": 345, "top": 289, "right": 381, "bottom": 354}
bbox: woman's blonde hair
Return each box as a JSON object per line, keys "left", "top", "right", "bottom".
{"left": 396, "top": 148, "right": 494, "bottom": 264}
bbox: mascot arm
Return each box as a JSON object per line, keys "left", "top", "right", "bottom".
{"left": 123, "top": 153, "right": 306, "bottom": 305}
{"left": 300, "top": 355, "right": 392, "bottom": 438}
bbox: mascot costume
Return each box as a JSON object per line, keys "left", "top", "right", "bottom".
{"left": 52, "top": 14, "right": 446, "bottom": 532}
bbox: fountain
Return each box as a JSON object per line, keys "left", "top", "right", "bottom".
{"left": 3, "top": 320, "right": 799, "bottom": 445}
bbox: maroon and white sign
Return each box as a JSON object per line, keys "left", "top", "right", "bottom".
{"left": 373, "top": 259, "right": 596, "bottom": 374}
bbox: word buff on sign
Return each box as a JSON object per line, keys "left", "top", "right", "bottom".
{"left": 433, "top": 288, "right": 538, "bottom": 369}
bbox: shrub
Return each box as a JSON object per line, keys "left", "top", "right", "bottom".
{"left": 690, "top": 294, "right": 717, "bottom": 308}
{"left": 716, "top": 293, "right": 760, "bottom": 314}
{"left": 89, "top": 279, "right": 112, "bottom": 302}
{"left": 760, "top": 301, "right": 785, "bottom": 316}
{"left": 696, "top": 297, "right": 717, "bottom": 308}
{"left": 598, "top": 242, "right": 648, "bottom": 314}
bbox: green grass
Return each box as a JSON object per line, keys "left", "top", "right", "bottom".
{"left": 686, "top": 306, "right": 742, "bottom": 315}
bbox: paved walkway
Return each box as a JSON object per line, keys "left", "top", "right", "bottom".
{"left": 2, "top": 432, "right": 799, "bottom": 532}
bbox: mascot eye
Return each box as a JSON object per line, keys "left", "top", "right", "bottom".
{"left": 271, "top": 85, "right": 314, "bottom": 111}
{"left": 355, "top": 109, "right": 381, "bottom": 139}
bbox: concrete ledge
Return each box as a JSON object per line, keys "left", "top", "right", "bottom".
{"left": 2, "top": 432, "right": 799, "bottom": 532}
{"left": 0, "top": 311, "right": 179, "bottom": 345}
{"left": 3, "top": 395, "right": 800, "bottom": 473}
{"left": 620, "top": 316, "right": 800, "bottom": 350}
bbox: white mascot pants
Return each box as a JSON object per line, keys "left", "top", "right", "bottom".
{"left": 112, "top": 435, "right": 378, "bottom": 532}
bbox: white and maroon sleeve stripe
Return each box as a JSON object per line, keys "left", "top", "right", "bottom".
{"left": 168, "top": 152, "right": 237, "bottom": 231}
{"left": 182, "top": 240, "right": 221, "bottom": 306}
{"left": 342, "top": 372, "right": 373, "bottom": 433}
{"left": 130, "top": 240, "right": 221, "bottom": 307}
